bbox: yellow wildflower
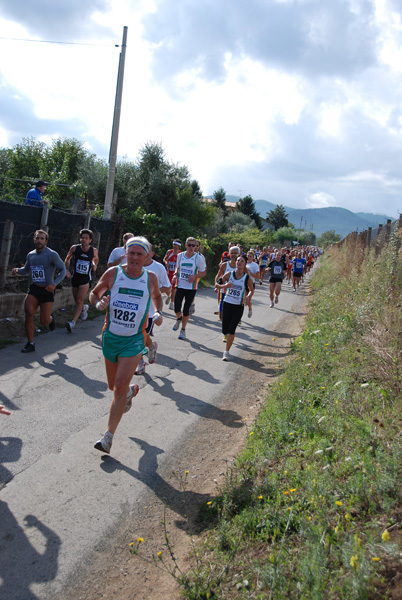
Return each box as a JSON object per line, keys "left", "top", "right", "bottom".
{"left": 372, "top": 557, "right": 380, "bottom": 562}
{"left": 289, "top": 432, "right": 294, "bottom": 436}
{"left": 250, "top": 431, "right": 254, "bottom": 436}
{"left": 157, "top": 551, "right": 163, "bottom": 557}
{"left": 137, "top": 537, "right": 144, "bottom": 543}
{"left": 287, "top": 507, "right": 292, "bottom": 511}
{"left": 185, "top": 470, "right": 189, "bottom": 474}
{"left": 335, "top": 501, "right": 342, "bottom": 506}
{"left": 129, "top": 542, "right": 134, "bottom": 547}
{"left": 290, "top": 488, "right": 296, "bottom": 492}
{"left": 350, "top": 554, "right": 359, "bottom": 569}
{"left": 258, "top": 495, "right": 263, "bottom": 499}
{"left": 382, "top": 530, "right": 390, "bottom": 542}
{"left": 207, "top": 501, "right": 212, "bottom": 505}
{"left": 284, "top": 491, "right": 289, "bottom": 495}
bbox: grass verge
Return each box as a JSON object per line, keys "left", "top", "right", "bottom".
{"left": 174, "top": 235, "right": 402, "bottom": 599}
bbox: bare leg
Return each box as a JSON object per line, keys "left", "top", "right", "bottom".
{"left": 39, "top": 302, "right": 54, "bottom": 327}
{"left": 24, "top": 295, "right": 40, "bottom": 343}
{"left": 72, "top": 284, "right": 89, "bottom": 323}
{"left": 104, "top": 355, "right": 141, "bottom": 435}
{"left": 225, "top": 333, "right": 235, "bottom": 352}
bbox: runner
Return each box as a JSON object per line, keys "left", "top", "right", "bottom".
{"left": 64, "top": 229, "right": 99, "bottom": 332}
{"left": 216, "top": 255, "right": 254, "bottom": 361}
{"left": 292, "top": 251, "right": 306, "bottom": 291}
{"left": 171, "top": 237, "right": 206, "bottom": 339}
{"left": 259, "top": 246, "right": 269, "bottom": 285}
{"left": 89, "top": 236, "right": 163, "bottom": 454}
{"left": 135, "top": 243, "right": 171, "bottom": 375}
{"left": 246, "top": 250, "right": 260, "bottom": 317}
{"left": 267, "top": 251, "right": 286, "bottom": 307}
{"left": 188, "top": 239, "right": 206, "bottom": 316}
{"left": 163, "top": 239, "right": 181, "bottom": 309}
{"left": 107, "top": 232, "right": 134, "bottom": 268}
{"left": 11, "top": 229, "right": 67, "bottom": 352}
{"left": 214, "top": 245, "right": 240, "bottom": 323}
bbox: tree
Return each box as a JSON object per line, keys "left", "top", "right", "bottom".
{"left": 267, "top": 204, "right": 289, "bottom": 230}
{"left": 317, "top": 230, "right": 341, "bottom": 247}
{"left": 226, "top": 211, "right": 254, "bottom": 233}
{"left": 275, "top": 226, "right": 297, "bottom": 245}
{"left": 299, "top": 230, "right": 317, "bottom": 245}
{"left": 237, "top": 194, "right": 262, "bottom": 229}
{"left": 213, "top": 187, "right": 227, "bottom": 216}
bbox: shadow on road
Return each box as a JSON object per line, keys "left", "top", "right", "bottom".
{"left": 100, "top": 438, "right": 212, "bottom": 526}
{"left": 145, "top": 375, "right": 244, "bottom": 428}
{"left": 0, "top": 500, "right": 61, "bottom": 600}
{"left": 0, "top": 435, "right": 22, "bottom": 486}
{"left": 35, "top": 353, "right": 108, "bottom": 399}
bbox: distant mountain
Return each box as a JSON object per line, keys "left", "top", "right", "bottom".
{"left": 254, "top": 200, "right": 393, "bottom": 238}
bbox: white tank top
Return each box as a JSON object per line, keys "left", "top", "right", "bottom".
{"left": 106, "top": 266, "right": 151, "bottom": 336}
{"left": 223, "top": 271, "right": 248, "bottom": 306}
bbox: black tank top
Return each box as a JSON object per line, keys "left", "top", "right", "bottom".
{"left": 73, "top": 245, "right": 94, "bottom": 278}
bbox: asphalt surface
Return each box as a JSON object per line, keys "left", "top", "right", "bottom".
{"left": 0, "top": 278, "right": 309, "bottom": 600}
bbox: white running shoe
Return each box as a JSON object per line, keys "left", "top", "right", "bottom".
{"left": 293, "top": 288, "right": 297, "bottom": 292}
{"left": 248, "top": 309, "right": 252, "bottom": 318}
{"left": 81, "top": 304, "right": 89, "bottom": 321}
{"left": 169, "top": 302, "right": 174, "bottom": 310}
{"left": 178, "top": 329, "right": 186, "bottom": 340}
{"left": 94, "top": 431, "right": 113, "bottom": 454}
{"left": 65, "top": 321, "right": 75, "bottom": 333}
{"left": 135, "top": 359, "right": 146, "bottom": 375}
{"left": 270, "top": 301, "right": 274, "bottom": 308}
{"left": 222, "top": 350, "right": 230, "bottom": 361}
{"left": 148, "top": 342, "right": 158, "bottom": 364}
{"left": 125, "top": 384, "right": 139, "bottom": 413}
{"left": 172, "top": 318, "right": 181, "bottom": 331}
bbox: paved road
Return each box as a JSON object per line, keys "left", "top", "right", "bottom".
{"left": 0, "top": 278, "right": 309, "bottom": 600}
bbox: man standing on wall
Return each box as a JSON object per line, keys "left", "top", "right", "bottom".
{"left": 11, "top": 230, "right": 67, "bottom": 353}
{"left": 64, "top": 229, "right": 99, "bottom": 332}
{"left": 25, "top": 181, "right": 49, "bottom": 207}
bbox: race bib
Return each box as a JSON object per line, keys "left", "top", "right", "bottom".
{"left": 110, "top": 299, "right": 139, "bottom": 332}
{"left": 273, "top": 265, "right": 283, "bottom": 276}
{"left": 180, "top": 266, "right": 193, "bottom": 281}
{"left": 226, "top": 285, "right": 242, "bottom": 298}
{"left": 31, "top": 265, "right": 45, "bottom": 283}
{"left": 76, "top": 259, "right": 90, "bottom": 274}
{"left": 168, "top": 261, "right": 176, "bottom": 271}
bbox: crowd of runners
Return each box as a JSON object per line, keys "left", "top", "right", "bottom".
{"left": 10, "top": 229, "right": 320, "bottom": 453}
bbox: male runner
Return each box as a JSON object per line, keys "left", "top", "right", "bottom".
{"left": 89, "top": 236, "right": 163, "bottom": 454}
{"left": 188, "top": 239, "right": 206, "bottom": 316}
{"left": 107, "top": 232, "right": 134, "bottom": 268}
{"left": 64, "top": 229, "right": 99, "bottom": 332}
{"left": 172, "top": 237, "right": 206, "bottom": 339}
{"left": 11, "top": 229, "right": 67, "bottom": 352}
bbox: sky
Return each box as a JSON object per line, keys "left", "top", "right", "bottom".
{"left": 1, "top": 0, "right": 402, "bottom": 217}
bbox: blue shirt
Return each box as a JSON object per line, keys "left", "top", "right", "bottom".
{"left": 25, "top": 187, "right": 44, "bottom": 207}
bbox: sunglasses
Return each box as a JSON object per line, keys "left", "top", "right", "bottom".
{"left": 187, "top": 243, "right": 196, "bottom": 247}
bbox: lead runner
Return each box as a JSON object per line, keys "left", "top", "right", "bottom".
{"left": 89, "top": 236, "right": 163, "bottom": 454}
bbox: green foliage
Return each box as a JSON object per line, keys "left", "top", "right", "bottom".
{"left": 237, "top": 194, "right": 262, "bottom": 229}
{"left": 318, "top": 229, "right": 342, "bottom": 247}
{"left": 213, "top": 186, "right": 228, "bottom": 216}
{"left": 267, "top": 204, "right": 289, "bottom": 230}
{"left": 299, "top": 229, "right": 317, "bottom": 245}
{"left": 274, "top": 226, "right": 297, "bottom": 245}
{"left": 225, "top": 211, "right": 254, "bottom": 233}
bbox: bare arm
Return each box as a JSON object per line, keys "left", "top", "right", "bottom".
{"left": 149, "top": 272, "right": 163, "bottom": 326}
{"left": 64, "top": 245, "right": 76, "bottom": 279}
{"left": 89, "top": 268, "right": 117, "bottom": 311}
{"left": 92, "top": 247, "right": 99, "bottom": 272}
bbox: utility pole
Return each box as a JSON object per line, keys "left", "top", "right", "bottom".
{"left": 104, "top": 26, "right": 128, "bottom": 220}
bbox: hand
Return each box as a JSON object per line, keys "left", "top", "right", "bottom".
{"left": 96, "top": 296, "right": 109, "bottom": 310}
{"left": 0, "top": 405, "right": 11, "bottom": 416}
{"left": 45, "top": 284, "right": 56, "bottom": 292}
{"left": 226, "top": 282, "right": 233, "bottom": 289}
{"left": 153, "top": 313, "right": 163, "bottom": 326}
{"left": 11, "top": 268, "right": 18, "bottom": 276}
{"left": 188, "top": 275, "right": 196, "bottom": 283}
{"left": 65, "top": 271, "right": 72, "bottom": 279}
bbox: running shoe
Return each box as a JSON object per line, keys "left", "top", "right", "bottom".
{"left": 21, "top": 342, "right": 35, "bottom": 353}
{"left": 169, "top": 302, "right": 174, "bottom": 310}
{"left": 275, "top": 295, "right": 279, "bottom": 304}
{"left": 94, "top": 432, "right": 113, "bottom": 454}
{"left": 135, "top": 358, "right": 146, "bottom": 375}
{"left": 189, "top": 303, "right": 195, "bottom": 315}
{"left": 178, "top": 329, "right": 186, "bottom": 340}
{"left": 172, "top": 318, "right": 181, "bottom": 331}
{"left": 148, "top": 342, "right": 158, "bottom": 364}
{"left": 270, "top": 301, "right": 274, "bottom": 308}
{"left": 222, "top": 334, "right": 227, "bottom": 342}
{"left": 125, "top": 384, "right": 139, "bottom": 413}
{"left": 165, "top": 295, "right": 171, "bottom": 305}
{"left": 293, "top": 288, "right": 297, "bottom": 292}
{"left": 65, "top": 321, "right": 75, "bottom": 333}
{"left": 248, "top": 309, "right": 252, "bottom": 318}
{"left": 222, "top": 350, "right": 230, "bottom": 361}
{"left": 81, "top": 304, "right": 89, "bottom": 321}
{"left": 49, "top": 313, "right": 56, "bottom": 331}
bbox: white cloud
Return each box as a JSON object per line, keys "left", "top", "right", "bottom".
{"left": 305, "top": 192, "right": 337, "bottom": 208}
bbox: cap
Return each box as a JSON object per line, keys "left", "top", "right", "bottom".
{"left": 36, "top": 180, "right": 47, "bottom": 187}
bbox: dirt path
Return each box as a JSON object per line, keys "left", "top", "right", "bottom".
{"left": 61, "top": 288, "right": 310, "bottom": 600}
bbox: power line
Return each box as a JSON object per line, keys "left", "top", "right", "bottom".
{"left": 0, "top": 36, "right": 119, "bottom": 47}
